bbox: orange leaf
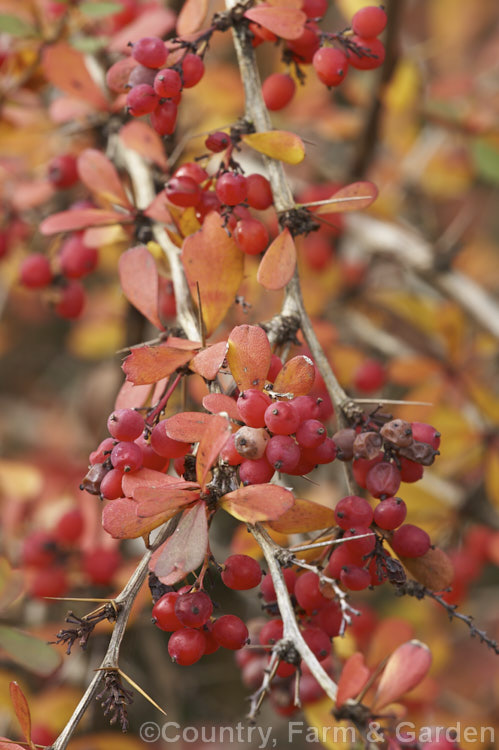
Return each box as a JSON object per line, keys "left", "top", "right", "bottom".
{"left": 42, "top": 43, "right": 108, "bottom": 110}
{"left": 311, "top": 181, "right": 378, "bottom": 214}
{"left": 388, "top": 356, "right": 441, "bottom": 386}
{"left": 336, "top": 653, "right": 370, "bottom": 708}
{"left": 190, "top": 341, "right": 228, "bottom": 380}
{"left": 226, "top": 325, "right": 271, "bottom": 391}
{"left": 372, "top": 640, "right": 432, "bottom": 711}
{"left": 202, "top": 393, "right": 240, "bottom": 421}
{"left": 135, "top": 484, "right": 200, "bottom": 517}
{"left": 102, "top": 498, "right": 171, "bottom": 539}
{"left": 243, "top": 6, "right": 306, "bottom": 39}
{"left": 164, "top": 412, "right": 213, "bottom": 443}
{"left": 266, "top": 497, "right": 335, "bottom": 533}
{"left": 181, "top": 212, "right": 244, "bottom": 335}
{"left": 149, "top": 501, "right": 208, "bottom": 584}
{"left": 122, "top": 468, "right": 184, "bottom": 498}
{"left": 367, "top": 617, "right": 414, "bottom": 668}
{"left": 118, "top": 246, "right": 163, "bottom": 330}
{"left": 398, "top": 546, "right": 454, "bottom": 592}
{"left": 196, "top": 414, "right": 232, "bottom": 489}
{"left": 144, "top": 191, "right": 173, "bottom": 223}
{"left": 122, "top": 344, "right": 195, "bottom": 385}
{"left": 9, "top": 683, "right": 32, "bottom": 746}
{"left": 115, "top": 379, "right": 153, "bottom": 410}
{"left": 220, "top": 484, "right": 294, "bottom": 523}
{"left": 40, "top": 208, "right": 127, "bottom": 235}
{"left": 273, "top": 354, "right": 315, "bottom": 396}
{"left": 176, "top": 0, "right": 209, "bottom": 36}
{"left": 257, "top": 227, "right": 296, "bottom": 290}
{"left": 242, "top": 131, "right": 305, "bottom": 164}
{"left": 77, "top": 149, "right": 132, "bottom": 210}
{"left": 119, "top": 121, "right": 169, "bottom": 171}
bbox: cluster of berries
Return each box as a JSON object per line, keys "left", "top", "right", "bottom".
{"left": 21, "top": 508, "right": 121, "bottom": 599}
{"left": 259, "top": 4, "right": 387, "bottom": 112}
{"left": 221, "top": 388, "right": 337, "bottom": 484}
{"left": 152, "top": 553, "right": 262, "bottom": 666}
{"left": 125, "top": 37, "right": 204, "bottom": 136}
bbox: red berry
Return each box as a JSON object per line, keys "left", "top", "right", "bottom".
{"left": 352, "top": 453, "right": 383, "bottom": 487}
{"left": 131, "top": 37, "right": 168, "bottom": 68}
{"left": 205, "top": 131, "right": 231, "bottom": 152}
{"left": 373, "top": 497, "right": 407, "bottom": 530}
{"left": 314, "top": 600, "right": 342, "bottom": 638}
{"left": 293, "top": 395, "right": 324, "bottom": 422}
{"left": 213, "top": 614, "right": 249, "bottom": 650}
{"left": 126, "top": 83, "right": 158, "bottom": 115}
{"left": 48, "top": 154, "right": 79, "bottom": 188}
{"left": 175, "top": 162, "right": 208, "bottom": 184}
{"left": 59, "top": 234, "right": 98, "bottom": 279}
{"left": 135, "top": 435, "right": 169, "bottom": 472}
{"left": 266, "top": 435, "right": 300, "bottom": 473}
{"left": 150, "top": 100, "right": 178, "bottom": 135}
{"left": 22, "top": 531, "right": 58, "bottom": 568}
{"left": 239, "top": 456, "right": 274, "bottom": 485}
{"left": 181, "top": 53, "right": 205, "bottom": 87}
{"left": 411, "top": 422, "right": 441, "bottom": 450}
{"left": 219, "top": 433, "right": 243, "bottom": 466}
{"left": 391, "top": 524, "right": 431, "bottom": 558}
{"left": 222, "top": 554, "right": 262, "bottom": 590}
{"left": 294, "top": 571, "right": 327, "bottom": 613}
{"left": 29, "top": 567, "right": 68, "bottom": 599}
{"left": 302, "top": 626, "right": 331, "bottom": 661}
{"left": 260, "top": 568, "right": 296, "bottom": 602}
{"left": 352, "top": 6, "right": 387, "bottom": 38}
{"left": 54, "top": 509, "right": 84, "bottom": 544}
{"left": 302, "top": 232, "right": 334, "bottom": 270}
{"left": 340, "top": 564, "right": 371, "bottom": 590}
{"left": 302, "top": 437, "right": 337, "bottom": 465}
{"left": 168, "top": 628, "right": 206, "bottom": 665}
{"left": 237, "top": 389, "right": 272, "bottom": 428}
{"left": 215, "top": 172, "right": 247, "bottom": 206}
{"left": 234, "top": 218, "right": 269, "bottom": 255}
{"left": 296, "top": 419, "right": 327, "bottom": 449}
{"left": 399, "top": 456, "right": 424, "bottom": 483}
{"left": 150, "top": 421, "right": 190, "bottom": 458}
{"left": 89, "top": 437, "right": 115, "bottom": 465}
{"left": 55, "top": 280, "right": 85, "bottom": 319}
{"left": 128, "top": 64, "right": 156, "bottom": 88}
{"left": 173, "top": 455, "right": 186, "bottom": 475}
{"left": 347, "top": 36, "right": 385, "bottom": 70}
{"left": 83, "top": 547, "right": 121, "bottom": 585}
{"left": 334, "top": 495, "right": 373, "bottom": 530}
{"left": 20, "top": 254, "right": 52, "bottom": 288}
{"left": 299, "top": 674, "right": 325, "bottom": 704}
{"left": 174, "top": 590, "right": 213, "bottom": 627}
{"left": 259, "top": 619, "right": 283, "bottom": 646}
{"left": 267, "top": 354, "right": 283, "bottom": 382}
{"left": 152, "top": 591, "right": 183, "bottom": 631}
{"left": 110, "top": 440, "right": 143, "bottom": 472}
{"left": 342, "top": 526, "right": 376, "bottom": 558}
{"left": 262, "top": 73, "right": 296, "bottom": 111}
{"left": 154, "top": 68, "right": 182, "bottom": 98}
{"left": 286, "top": 23, "right": 320, "bottom": 63}
{"left": 30, "top": 725, "right": 57, "bottom": 747}
{"left": 264, "top": 401, "right": 300, "bottom": 435}
{"left": 326, "top": 544, "right": 354, "bottom": 579}
{"left": 246, "top": 173, "right": 273, "bottom": 210}
{"left": 312, "top": 47, "right": 349, "bottom": 87}
{"left": 165, "top": 175, "right": 201, "bottom": 207}
{"left": 100, "top": 467, "right": 124, "bottom": 500}
{"left": 365, "top": 461, "right": 401, "bottom": 499}
{"left": 107, "top": 408, "right": 144, "bottom": 441}
{"left": 302, "top": 0, "right": 328, "bottom": 18}
{"left": 353, "top": 358, "right": 386, "bottom": 392}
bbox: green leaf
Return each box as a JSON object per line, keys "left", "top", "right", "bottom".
{"left": 79, "top": 1, "right": 123, "bottom": 17}
{"left": 0, "top": 625, "right": 61, "bottom": 677}
{"left": 0, "top": 14, "right": 37, "bottom": 37}
{"left": 471, "top": 138, "right": 499, "bottom": 186}
{"left": 71, "top": 35, "right": 109, "bottom": 53}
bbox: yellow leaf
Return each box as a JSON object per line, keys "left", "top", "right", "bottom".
{"left": 0, "top": 460, "right": 43, "bottom": 500}
{"left": 303, "top": 697, "right": 354, "bottom": 750}
{"left": 242, "top": 131, "right": 305, "bottom": 164}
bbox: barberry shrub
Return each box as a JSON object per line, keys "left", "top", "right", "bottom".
{"left": 2, "top": 1, "right": 499, "bottom": 748}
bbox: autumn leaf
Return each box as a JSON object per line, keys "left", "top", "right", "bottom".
{"left": 196, "top": 414, "right": 232, "bottom": 489}
{"left": 77, "top": 149, "right": 133, "bottom": 210}
{"left": 119, "top": 121, "right": 169, "bottom": 171}
{"left": 163, "top": 412, "right": 214, "bottom": 443}
{"left": 242, "top": 131, "right": 305, "bottom": 164}
{"left": 189, "top": 341, "right": 228, "bottom": 380}
{"left": 122, "top": 343, "right": 195, "bottom": 385}
{"left": 273, "top": 354, "right": 315, "bottom": 396}
{"left": 220, "top": 484, "right": 294, "bottom": 523}
{"left": 181, "top": 212, "right": 244, "bottom": 335}
{"left": 9, "top": 682, "right": 32, "bottom": 746}
{"left": 118, "top": 246, "right": 163, "bottom": 330}
{"left": 135, "top": 483, "right": 200, "bottom": 517}
{"left": 102, "top": 497, "right": 173, "bottom": 539}
{"left": 40, "top": 209, "right": 128, "bottom": 235}
{"left": 176, "top": 0, "right": 209, "bottom": 36}
{"left": 336, "top": 653, "right": 370, "bottom": 708}
{"left": 257, "top": 228, "right": 296, "bottom": 290}
{"left": 106, "top": 57, "right": 138, "bottom": 93}
{"left": 243, "top": 5, "right": 306, "bottom": 39}
{"left": 109, "top": 7, "right": 176, "bottom": 52}
{"left": 0, "top": 627, "right": 61, "bottom": 677}
{"left": 202, "top": 393, "right": 239, "bottom": 421}
{"left": 308, "top": 181, "right": 378, "bottom": 214}
{"left": 266, "top": 497, "right": 335, "bottom": 533}
{"left": 226, "top": 325, "right": 272, "bottom": 391}
{"left": 149, "top": 502, "right": 208, "bottom": 585}
{"left": 42, "top": 42, "right": 109, "bottom": 110}
{"left": 398, "top": 546, "right": 454, "bottom": 591}
{"left": 122, "top": 468, "right": 184, "bottom": 498}
{"left": 372, "top": 640, "right": 432, "bottom": 711}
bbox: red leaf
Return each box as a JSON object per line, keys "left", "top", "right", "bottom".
{"left": 102, "top": 497, "right": 172, "bottom": 539}
{"left": 40, "top": 208, "right": 127, "bottom": 235}
{"left": 196, "top": 414, "right": 232, "bottom": 489}
{"left": 122, "top": 468, "right": 183, "bottom": 498}
{"left": 257, "top": 227, "right": 296, "bottom": 290}
{"left": 144, "top": 191, "right": 173, "bottom": 223}
{"left": 220, "top": 484, "right": 294, "bottom": 523}
{"left": 77, "top": 149, "right": 132, "bottom": 210}
{"left": 135, "top": 484, "right": 200, "bottom": 517}
{"left": 119, "top": 121, "right": 169, "bottom": 171}
{"left": 372, "top": 640, "right": 432, "bottom": 711}
{"left": 118, "top": 245, "right": 163, "bottom": 330}
{"left": 312, "top": 181, "right": 378, "bottom": 214}
{"left": 109, "top": 7, "right": 176, "bottom": 52}
{"left": 106, "top": 57, "right": 138, "bottom": 93}
{"left": 164, "top": 412, "right": 213, "bottom": 443}
{"left": 190, "top": 341, "right": 228, "bottom": 380}
{"left": 336, "top": 653, "right": 370, "bottom": 708}
{"left": 9, "top": 683, "right": 31, "bottom": 746}
{"left": 181, "top": 212, "right": 244, "bottom": 336}
{"left": 176, "top": 0, "right": 209, "bottom": 36}
{"left": 244, "top": 6, "right": 306, "bottom": 39}
{"left": 273, "top": 354, "right": 315, "bottom": 396}
{"left": 227, "top": 324, "right": 272, "bottom": 391}
{"left": 122, "top": 343, "right": 195, "bottom": 385}
{"left": 266, "top": 497, "right": 335, "bottom": 533}
{"left": 202, "top": 393, "right": 239, "bottom": 421}
{"left": 149, "top": 501, "right": 208, "bottom": 584}
{"left": 114, "top": 378, "right": 153, "bottom": 410}
{"left": 41, "top": 43, "right": 108, "bottom": 110}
